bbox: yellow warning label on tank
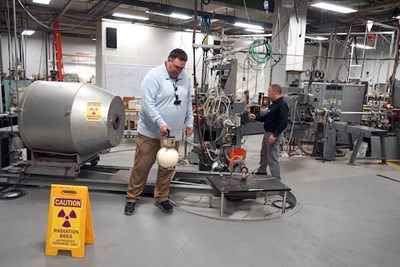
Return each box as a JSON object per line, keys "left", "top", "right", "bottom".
{"left": 86, "top": 102, "right": 102, "bottom": 121}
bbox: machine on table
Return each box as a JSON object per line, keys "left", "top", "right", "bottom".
{"left": 285, "top": 82, "right": 367, "bottom": 145}
{"left": 281, "top": 82, "right": 397, "bottom": 161}
{"left": 1, "top": 79, "right": 32, "bottom": 113}
{"left": 18, "top": 81, "right": 125, "bottom": 177}
{"left": 0, "top": 114, "right": 19, "bottom": 168}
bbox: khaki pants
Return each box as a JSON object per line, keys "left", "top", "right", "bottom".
{"left": 126, "top": 134, "right": 178, "bottom": 203}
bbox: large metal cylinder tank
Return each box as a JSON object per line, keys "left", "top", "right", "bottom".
{"left": 19, "top": 81, "right": 125, "bottom": 156}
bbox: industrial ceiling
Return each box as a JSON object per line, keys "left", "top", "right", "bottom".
{"left": 0, "top": 0, "right": 399, "bottom": 39}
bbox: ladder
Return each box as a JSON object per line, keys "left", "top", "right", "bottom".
{"left": 53, "top": 20, "right": 64, "bottom": 81}
{"left": 347, "top": 43, "right": 362, "bottom": 81}
{"left": 347, "top": 22, "right": 375, "bottom": 82}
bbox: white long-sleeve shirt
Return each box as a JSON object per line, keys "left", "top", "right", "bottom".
{"left": 137, "top": 63, "right": 193, "bottom": 141}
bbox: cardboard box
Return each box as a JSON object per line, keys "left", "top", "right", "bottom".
{"left": 122, "top": 97, "right": 135, "bottom": 109}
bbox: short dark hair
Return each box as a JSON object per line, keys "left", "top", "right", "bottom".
{"left": 270, "top": 84, "right": 282, "bottom": 94}
{"left": 168, "top": 48, "right": 188, "bottom": 62}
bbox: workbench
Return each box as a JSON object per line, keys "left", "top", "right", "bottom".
{"left": 334, "top": 122, "right": 388, "bottom": 165}
{"left": 207, "top": 175, "right": 291, "bottom": 218}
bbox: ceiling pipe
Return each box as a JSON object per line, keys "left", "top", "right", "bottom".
{"left": 307, "top": 31, "right": 394, "bottom": 36}
{"left": 212, "top": 0, "right": 275, "bottom": 12}
{"left": 367, "top": 20, "right": 398, "bottom": 31}
{"left": 54, "top": 0, "right": 77, "bottom": 22}
{"left": 12, "top": 0, "right": 20, "bottom": 105}
{"left": 355, "top": 0, "right": 400, "bottom": 16}
{"left": 107, "top": 0, "right": 272, "bottom": 29}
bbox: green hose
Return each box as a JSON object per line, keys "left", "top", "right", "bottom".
{"left": 250, "top": 38, "right": 272, "bottom": 63}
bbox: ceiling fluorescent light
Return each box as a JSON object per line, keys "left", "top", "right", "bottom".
{"left": 22, "top": 30, "right": 35, "bottom": 35}
{"left": 169, "top": 13, "right": 192, "bottom": 20}
{"left": 351, "top": 44, "right": 374, "bottom": 50}
{"left": 305, "top": 36, "right": 328, "bottom": 41}
{"left": 311, "top": 2, "right": 357, "bottom": 14}
{"left": 245, "top": 29, "right": 264, "bottom": 33}
{"left": 102, "top": 18, "right": 132, "bottom": 24}
{"left": 112, "top": 13, "right": 149, "bottom": 21}
{"left": 33, "top": 0, "right": 50, "bottom": 4}
{"left": 146, "top": 10, "right": 192, "bottom": 20}
{"left": 234, "top": 22, "right": 263, "bottom": 30}
{"left": 393, "top": 8, "right": 400, "bottom": 19}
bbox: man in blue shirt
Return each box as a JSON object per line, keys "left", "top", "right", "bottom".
{"left": 248, "top": 84, "right": 288, "bottom": 179}
{"left": 125, "top": 49, "right": 194, "bottom": 215}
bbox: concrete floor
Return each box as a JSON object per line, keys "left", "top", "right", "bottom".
{"left": 0, "top": 135, "right": 399, "bottom": 267}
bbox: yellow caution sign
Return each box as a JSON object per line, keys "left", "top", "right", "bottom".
{"left": 86, "top": 101, "right": 102, "bottom": 121}
{"left": 45, "top": 184, "right": 94, "bottom": 258}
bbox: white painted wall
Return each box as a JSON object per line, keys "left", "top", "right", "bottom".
{"left": 285, "top": 1, "right": 307, "bottom": 72}
{"left": 61, "top": 36, "right": 96, "bottom": 82}
{"left": 96, "top": 21, "right": 204, "bottom": 92}
{"left": 96, "top": 21, "right": 274, "bottom": 102}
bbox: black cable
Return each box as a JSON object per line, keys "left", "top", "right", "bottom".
{"left": 106, "top": 148, "right": 136, "bottom": 154}
{"left": 0, "top": 183, "right": 10, "bottom": 192}
{"left": 271, "top": 199, "right": 294, "bottom": 209}
{"left": 0, "top": 188, "right": 27, "bottom": 200}
{"left": 271, "top": 0, "right": 302, "bottom": 43}
{"left": 377, "top": 174, "right": 400, "bottom": 183}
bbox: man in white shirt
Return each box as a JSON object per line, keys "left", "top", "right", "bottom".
{"left": 125, "top": 48, "right": 194, "bottom": 215}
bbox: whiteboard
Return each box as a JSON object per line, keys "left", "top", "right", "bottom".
{"left": 105, "top": 63, "right": 154, "bottom": 97}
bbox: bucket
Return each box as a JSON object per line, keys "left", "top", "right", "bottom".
{"left": 226, "top": 149, "right": 246, "bottom": 166}
{"left": 356, "top": 141, "right": 368, "bottom": 157}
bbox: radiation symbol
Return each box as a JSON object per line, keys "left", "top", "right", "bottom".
{"left": 89, "top": 107, "right": 98, "bottom": 115}
{"left": 58, "top": 209, "right": 77, "bottom": 228}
